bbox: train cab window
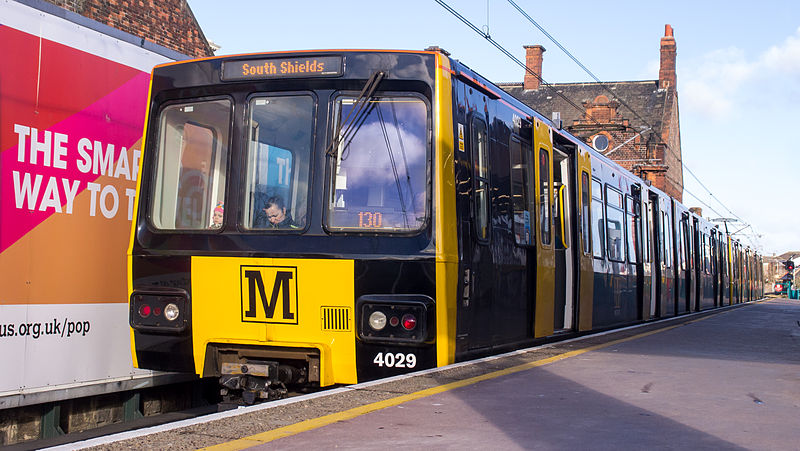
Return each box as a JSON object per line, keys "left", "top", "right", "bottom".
{"left": 605, "top": 186, "right": 625, "bottom": 262}
{"left": 327, "top": 96, "right": 429, "bottom": 232}
{"left": 470, "top": 117, "right": 490, "bottom": 240}
{"left": 581, "top": 171, "right": 591, "bottom": 255}
{"left": 539, "top": 148, "right": 551, "bottom": 245}
{"left": 591, "top": 179, "right": 605, "bottom": 258}
{"left": 510, "top": 136, "right": 533, "bottom": 245}
{"left": 245, "top": 95, "right": 314, "bottom": 231}
{"left": 625, "top": 194, "right": 638, "bottom": 263}
{"left": 150, "top": 99, "right": 231, "bottom": 230}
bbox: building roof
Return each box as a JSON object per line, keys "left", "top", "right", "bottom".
{"left": 499, "top": 80, "right": 668, "bottom": 137}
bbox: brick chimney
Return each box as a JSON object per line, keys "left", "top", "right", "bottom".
{"left": 658, "top": 24, "right": 677, "bottom": 90}
{"left": 524, "top": 45, "right": 546, "bottom": 90}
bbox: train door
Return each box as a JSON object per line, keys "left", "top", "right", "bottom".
{"left": 648, "top": 191, "right": 662, "bottom": 317}
{"left": 509, "top": 126, "right": 537, "bottom": 338}
{"left": 733, "top": 242, "right": 740, "bottom": 303}
{"left": 711, "top": 230, "right": 719, "bottom": 307}
{"left": 745, "top": 249, "right": 752, "bottom": 301}
{"left": 641, "top": 192, "right": 655, "bottom": 319}
{"left": 552, "top": 145, "right": 577, "bottom": 332}
{"left": 674, "top": 210, "right": 689, "bottom": 314}
{"left": 661, "top": 199, "right": 676, "bottom": 316}
{"left": 533, "top": 119, "right": 555, "bottom": 338}
{"left": 458, "top": 114, "right": 494, "bottom": 349}
{"left": 629, "top": 185, "right": 652, "bottom": 320}
{"left": 576, "top": 161, "right": 594, "bottom": 331}
{"left": 722, "top": 236, "right": 731, "bottom": 305}
{"left": 692, "top": 217, "right": 701, "bottom": 312}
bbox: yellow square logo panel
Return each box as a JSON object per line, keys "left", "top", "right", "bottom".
{"left": 240, "top": 265, "right": 299, "bottom": 324}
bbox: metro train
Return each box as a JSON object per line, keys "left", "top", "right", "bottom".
{"left": 128, "top": 48, "right": 763, "bottom": 402}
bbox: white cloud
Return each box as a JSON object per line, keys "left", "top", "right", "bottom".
{"left": 682, "top": 27, "right": 800, "bottom": 121}
{"left": 681, "top": 47, "right": 755, "bottom": 120}
{"left": 762, "top": 26, "right": 800, "bottom": 74}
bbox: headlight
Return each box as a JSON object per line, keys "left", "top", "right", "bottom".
{"left": 368, "top": 311, "right": 387, "bottom": 331}
{"left": 164, "top": 303, "right": 180, "bottom": 321}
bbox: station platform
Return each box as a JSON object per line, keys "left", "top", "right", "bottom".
{"left": 62, "top": 297, "right": 800, "bottom": 450}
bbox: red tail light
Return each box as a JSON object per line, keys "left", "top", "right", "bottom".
{"left": 139, "top": 304, "right": 151, "bottom": 318}
{"left": 402, "top": 314, "right": 417, "bottom": 331}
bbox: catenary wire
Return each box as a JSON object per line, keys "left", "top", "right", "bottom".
{"left": 504, "top": 0, "right": 756, "bottom": 238}
{"left": 437, "top": 0, "right": 758, "bottom": 246}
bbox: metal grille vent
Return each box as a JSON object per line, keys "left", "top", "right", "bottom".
{"left": 321, "top": 306, "right": 351, "bottom": 332}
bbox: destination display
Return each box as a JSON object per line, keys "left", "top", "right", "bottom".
{"left": 222, "top": 56, "right": 343, "bottom": 81}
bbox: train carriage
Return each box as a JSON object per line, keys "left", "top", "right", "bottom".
{"left": 128, "top": 48, "right": 762, "bottom": 401}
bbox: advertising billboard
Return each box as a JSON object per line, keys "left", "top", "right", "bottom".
{"left": 0, "top": 0, "right": 180, "bottom": 407}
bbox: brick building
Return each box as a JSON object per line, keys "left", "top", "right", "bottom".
{"left": 502, "top": 25, "right": 683, "bottom": 201}
{"left": 43, "top": 0, "right": 214, "bottom": 58}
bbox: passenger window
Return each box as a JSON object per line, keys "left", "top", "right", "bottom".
{"left": 581, "top": 172, "right": 591, "bottom": 255}
{"left": 605, "top": 186, "right": 625, "bottom": 262}
{"left": 591, "top": 179, "right": 604, "bottom": 258}
{"left": 680, "top": 216, "right": 689, "bottom": 271}
{"left": 510, "top": 136, "right": 533, "bottom": 245}
{"left": 713, "top": 235, "right": 718, "bottom": 273}
{"left": 643, "top": 201, "right": 651, "bottom": 263}
{"left": 626, "top": 194, "right": 638, "bottom": 263}
{"left": 539, "top": 148, "right": 551, "bottom": 245}
{"left": 661, "top": 211, "right": 671, "bottom": 268}
{"left": 151, "top": 99, "right": 231, "bottom": 230}
{"left": 472, "top": 117, "right": 489, "bottom": 241}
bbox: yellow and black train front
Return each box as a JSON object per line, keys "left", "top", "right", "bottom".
{"left": 128, "top": 50, "right": 458, "bottom": 399}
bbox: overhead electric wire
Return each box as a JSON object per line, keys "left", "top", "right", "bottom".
{"left": 438, "top": 0, "right": 758, "bottom": 246}
{"left": 434, "top": 0, "right": 605, "bottom": 129}
{"left": 504, "top": 0, "right": 757, "bottom": 239}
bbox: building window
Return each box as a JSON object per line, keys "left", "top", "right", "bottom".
{"left": 592, "top": 134, "right": 609, "bottom": 152}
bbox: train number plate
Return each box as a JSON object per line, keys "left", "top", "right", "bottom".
{"left": 373, "top": 352, "right": 417, "bottom": 369}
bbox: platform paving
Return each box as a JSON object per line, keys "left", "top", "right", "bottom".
{"left": 68, "top": 298, "right": 800, "bottom": 451}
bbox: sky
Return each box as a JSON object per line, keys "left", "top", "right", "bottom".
{"left": 188, "top": 0, "right": 800, "bottom": 256}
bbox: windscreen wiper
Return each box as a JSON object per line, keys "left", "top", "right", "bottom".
{"left": 326, "top": 71, "right": 385, "bottom": 159}
{"left": 375, "top": 103, "right": 408, "bottom": 227}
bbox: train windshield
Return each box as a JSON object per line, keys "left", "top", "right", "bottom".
{"left": 244, "top": 95, "right": 315, "bottom": 230}
{"left": 150, "top": 99, "right": 231, "bottom": 230}
{"left": 328, "top": 96, "right": 429, "bottom": 232}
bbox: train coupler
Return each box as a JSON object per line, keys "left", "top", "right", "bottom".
{"left": 219, "top": 361, "right": 288, "bottom": 404}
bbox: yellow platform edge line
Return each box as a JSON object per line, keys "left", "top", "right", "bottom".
{"left": 201, "top": 314, "right": 723, "bottom": 450}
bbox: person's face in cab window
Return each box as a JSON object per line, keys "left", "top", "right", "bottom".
{"left": 265, "top": 204, "right": 286, "bottom": 225}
